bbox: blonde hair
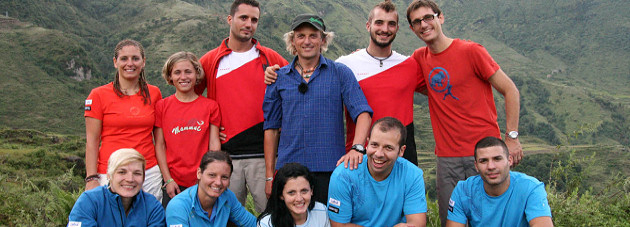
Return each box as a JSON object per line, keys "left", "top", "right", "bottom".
{"left": 107, "top": 148, "right": 146, "bottom": 180}
{"left": 161, "top": 51, "right": 205, "bottom": 86}
{"left": 283, "top": 30, "right": 335, "bottom": 56}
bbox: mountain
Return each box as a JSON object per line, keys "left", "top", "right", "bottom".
{"left": 0, "top": 0, "right": 628, "bottom": 147}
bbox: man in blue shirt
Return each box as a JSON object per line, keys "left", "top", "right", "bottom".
{"left": 263, "top": 14, "right": 373, "bottom": 205}
{"left": 447, "top": 137, "right": 553, "bottom": 227}
{"left": 327, "top": 117, "right": 427, "bottom": 226}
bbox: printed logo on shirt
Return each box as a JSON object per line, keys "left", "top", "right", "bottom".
{"left": 169, "top": 225, "right": 183, "bottom": 227}
{"left": 448, "top": 198, "right": 455, "bottom": 212}
{"left": 84, "top": 106, "right": 91, "bottom": 111}
{"left": 328, "top": 197, "right": 341, "bottom": 206}
{"left": 85, "top": 99, "right": 92, "bottom": 105}
{"left": 68, "top": 221, "right": 82, "bottom": 227}
{"left": 328, "top": 205, "right": 339, "bottom": 214}
{"left": 428, "top": 67, "right": 459, "bottom": 101}
{"left": 171, "top": 120, "right": 206, "bottom": 135}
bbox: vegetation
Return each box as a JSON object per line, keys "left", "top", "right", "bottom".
{"left": 1, "top": 129, "right": 628, "bottom": 226}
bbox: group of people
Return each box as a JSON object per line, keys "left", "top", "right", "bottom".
{"left": 67, "top": 0, "right": 554, "bottom": 226}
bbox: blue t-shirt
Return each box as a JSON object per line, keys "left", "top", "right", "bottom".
{"left": 67, "top": 185, "right": 165, "bottom": 227}
{"left": 165, "top": 185, "right": 256, "bottom": 227}
{"left": 448, "top": 171, "right": 552, "bottom": 226}
{"left": 327, "top": 156, "right": 427, "bottom": 226}
{"left": 263, "top": 55, "right": 372, "bottom": 172}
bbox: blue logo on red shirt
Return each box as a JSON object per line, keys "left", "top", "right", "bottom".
{"left": 429, "top": 67, "right": 458, "bottom": 100}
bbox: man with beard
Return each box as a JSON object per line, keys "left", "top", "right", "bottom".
{"left": 266, "top": 0, "right": 425, "bottom": 166}
{"left": 195, "top": 0, "right": 288, "bottom": 213}
{"left": 447, "top": 137, "right": 552, "bottom": 227}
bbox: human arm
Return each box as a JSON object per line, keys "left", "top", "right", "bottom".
{"left": 146, "top": 194, "right": 166, "bottom": 227}
{"left": 209, "top": 124, "right": 221, "bottom": 151}
{"left": 263, "top": 129, "right": 279, "bottom": 198}
{"left": 445, "top": 220, "right": 466, "bottom": 227}
{"left": 330, "top": 220, "right": 362, "bottom": 227}
{"left": 395, "top": 213, "right": 426, "bottom": 227}
{"left": 488, "top": 69, "right": 522, "bottom": 166}
{"left": 264, "top": 64, "right": 281, "bottom": 85}
{"left": 85, "top": 117, "right": 102, "bottom": 191}
{"left": 336, "top": 112, "right": 371, "bottom": 170}
{"left": 228, "top": 191, "right": 257, "bottom": 226}
{"left": 529, "top": 217, "right": 553, "bottom": 227}
{"left": 154, "top": 127, "right": 180, "bottom": 198}
{"left": 165, "top": 196, "right": 191, "bottom": 227}
{"left": 67, "top": 191, "right": 98, "bottom": 227}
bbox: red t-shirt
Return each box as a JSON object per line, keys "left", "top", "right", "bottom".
{"left": 155, "top": 95, "right": 220, "bottom": 187}
{"left": 84, "top": 82, "right": 162, "bottom": 173}
{"left": 412, "top": 39, "right": 501, "bottom": 157}
{"left": 336, "top": 50, "right": 425, "bottom": 151}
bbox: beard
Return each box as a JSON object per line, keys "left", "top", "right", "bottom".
{"left": 370, "top": 30, "right": 396, "bottom": 48}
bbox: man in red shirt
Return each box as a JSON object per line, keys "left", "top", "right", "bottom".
{"left": 195, "top": 0, "right": 288, "bottom": 213}
{"left": 406, "top": 0, "right": 522, "bottom": 225}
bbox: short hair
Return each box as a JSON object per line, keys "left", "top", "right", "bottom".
{"left": 368, "top": 0, "right": 398, "bottom": 23}
{"left": 161, "top": 51, "right": 205, "bottom": 86}
{"left": 230, "top": 0, "right": 260, "bottom": 16}
{"left": 107, "top": 148, "right": 146, "bottom": 179}
{"left": 474, "top": 136, "right": 509, "bottom": 160}
{"left": 370, "top": 117, "right": 407, "bottom": 147}
{"left": 199, "top": 150, "right": 233, "bottom": 175}
{"left": 406, "top": 0, "right": 442, "bottom": 25}
{"left": 258, "top": 163, "right": 316, "bottom": 226}
{"left": 283, "top": 26, "right": 335, "bottom": 56}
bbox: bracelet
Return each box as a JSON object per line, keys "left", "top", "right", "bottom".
{"left": 85, "top": 174, "right": 100, "bottom": 183}
{"left": 162, "top": 179, "right": 175, "bottom": 189}
{"left": 265, "top": 177, "right": 273, "bottom": 182}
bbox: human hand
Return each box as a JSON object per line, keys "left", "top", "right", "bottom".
{"left": 219, "top": 127, "right": 226, "bottom": 141}
{"left": 165, "top": 180, "right": 181, "bottom": 198}
{"left": 506, "top": 138, "right": 523, "bottom": 166}
{"left": 264, "top": 64, "right": 280, "bottom": 85}
{"left": 336, "top": 150, "right": 363, "bottom": 170}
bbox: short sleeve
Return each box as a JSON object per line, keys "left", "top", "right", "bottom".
{"left": 67, "top": 192, "right": 98, "bottom": 227}
{"left": 84, "top": 88, "right": 103, "bottom": 120}
{"left": 154, "top": 99, "right": 164, "bottom": 128}
{"left": 327, "top": 167, "right": 354, "bottom": 223}
{"left": 525, "top": 183, "right": 552, "bottom": 222}
{"left": 337, "top": 64, "right": 372, "bottom": 121}
{"left": 403, "top": 167, "right": 427, "bottom": 214}
{"left": 209, "top": 100, "right": 221, "bottom": 127}
{"left": 257, "top": 215, "right": 272, "bottom": 227}
{"left": 447, "top": 181, "right": 469, "bottom": 224}
{"left": 413, "top": 59, "right": 427, "bottom": 93}
{"left": 468, "top": 43, "right": 500, "bottom": 81}
{"left": 262, "top": 82, "right": 282, "bottom": 130}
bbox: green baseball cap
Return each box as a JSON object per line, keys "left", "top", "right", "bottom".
{"left": 290, "top": 14, "right": 326, "bottom": 31}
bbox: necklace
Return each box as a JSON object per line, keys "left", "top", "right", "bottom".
{"left": 366, "top": 49, "right": 393, "bottom": 67}
{"left": 295, "top": 61, "right": 316, "bottom": 78}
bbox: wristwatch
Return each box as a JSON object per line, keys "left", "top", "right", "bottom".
{"left": 506, "top": 131, "right": 519, "bottom": 139}
{"left": 265, "top": 177, "right": 273, "bottom": 182}
{"left": 351, "top": 144, "right": 366, "bottom": 154}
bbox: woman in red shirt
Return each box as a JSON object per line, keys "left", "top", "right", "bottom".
{"left": 155, "top": 52, "right": 221, "bottom": 206}
{"left": 83, "top": 39, "right": 163, "bottom": 201}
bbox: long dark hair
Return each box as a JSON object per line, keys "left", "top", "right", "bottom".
{"left": 113, "top": 39, "right": 151, "bottom": 105}
{"left": 257, "top": 163, "right": 316, "bottom": 227}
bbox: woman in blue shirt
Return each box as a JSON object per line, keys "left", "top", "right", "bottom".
{"left": 165, "top": 151, "right": 256, "bottom": 226}
{"left": 257, "top": 163, "right": 330, "bottom": 227}
{"left": 67, "top": 148, "right": 165, "bottom": 227}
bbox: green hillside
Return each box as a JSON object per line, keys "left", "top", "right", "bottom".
{"left": 0, "top": 0, "right": 628, "bottom": 147}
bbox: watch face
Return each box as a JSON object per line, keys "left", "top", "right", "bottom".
{"left": 508, "top": 131, "right": 519, "bottom": 139}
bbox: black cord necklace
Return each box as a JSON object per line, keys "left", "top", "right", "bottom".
{"left": 366, "top": 49, "right": 393, "bottom": 67}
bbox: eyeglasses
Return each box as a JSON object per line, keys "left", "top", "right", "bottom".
{"left": 411, "top": 13, "right": 438, "bottom": 27}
